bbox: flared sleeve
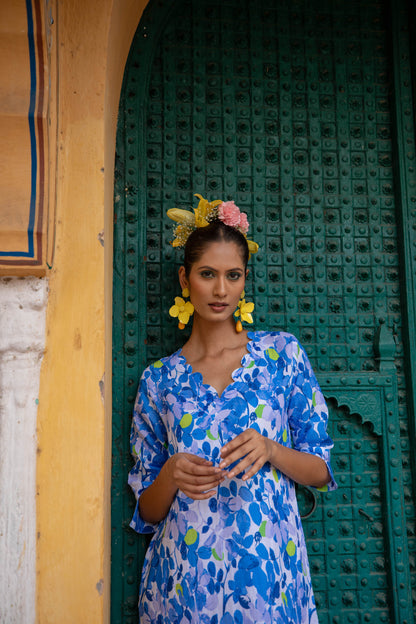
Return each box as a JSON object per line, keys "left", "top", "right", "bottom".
{"left": 286, "top": 338, "right": 337, "bottom": 491}
{"left": 128, "top": 364, "right": 169, "bottom": 532}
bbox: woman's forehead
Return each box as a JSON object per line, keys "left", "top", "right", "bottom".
{"left": 192, "top": 240, "right": 245, "bottom": 267}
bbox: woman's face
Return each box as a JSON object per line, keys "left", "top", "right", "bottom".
{"left": 179, "top": 240, "right": 247, "bottom": 325}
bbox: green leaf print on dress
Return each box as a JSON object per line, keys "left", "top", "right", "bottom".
{"left": 128, "top": 331, "right": 337, "bottom": 623}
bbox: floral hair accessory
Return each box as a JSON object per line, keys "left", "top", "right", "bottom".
{"left": 167, "top": 194, "right": 259, "bottom": 255}
{"left": 218, "top": 201, "right": 249, "bottom": 233}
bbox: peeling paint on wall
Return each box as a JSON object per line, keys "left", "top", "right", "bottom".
{"left": 0, "top": 276, "right": 47, "bottom": 624}
{"left": 96, "top": 578, "right": 104, "bottom": 595}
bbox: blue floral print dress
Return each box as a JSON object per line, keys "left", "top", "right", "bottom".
{"left": 129, "top": 331, "right": 337, "bottom": 624}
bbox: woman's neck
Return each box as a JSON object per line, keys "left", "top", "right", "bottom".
{"left": 183, "top": 315, "right": 248, "bottom": 359}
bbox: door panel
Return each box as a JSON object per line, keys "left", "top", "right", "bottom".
{"left": 112, "top": 0, "right": 416, "bottom": 621}
{"left": 302, "top": 402, "right": 389, "bottom": 619}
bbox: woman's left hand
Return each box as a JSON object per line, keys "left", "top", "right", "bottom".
{"left": 219, "top": 429, "right": 272, "bottom": 481}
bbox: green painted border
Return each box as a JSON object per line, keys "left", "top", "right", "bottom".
{"left": 112, "top": 1, "right": 416, "bottom": 621}
{"left": 321, "top": 372, "right": 414, "bottom": 622}
{"left": 111, "top": 2, "right": 177, "bottom": 622}
{"left": 389, "top": 0, "right": 416, "bottom": 503}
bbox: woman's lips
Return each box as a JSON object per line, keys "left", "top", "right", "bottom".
{"left": 209, "top": 302, "right": 228, "bottom": 312}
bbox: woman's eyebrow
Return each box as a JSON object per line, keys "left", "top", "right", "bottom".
{"left": 196, "top": 265, "right": 244, "bottom": 271}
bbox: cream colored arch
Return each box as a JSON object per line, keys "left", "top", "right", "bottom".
{"left": 36, "top": 1, "right": 149, "bottom": 622}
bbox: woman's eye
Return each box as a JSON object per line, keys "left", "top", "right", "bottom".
{"left": 228, "top": 272, "right": 243, "bottom": 281}
{"left": 200, "top": 270, "right": 214, "bottom": 278}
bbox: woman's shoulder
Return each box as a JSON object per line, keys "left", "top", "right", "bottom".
{"left": 140, "top": 349, "right": 184, "bottom": 383}
{"left": 249, "top": 329, "right": 301, "bottom": 356}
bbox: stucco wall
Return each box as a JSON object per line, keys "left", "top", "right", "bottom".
{"left": 35, "top": 1, "right": 148, "bottom": 622}
{"left": 0, "top": 0, "right": 148, "bottom": 621}
{"left": 0, "top": 277, "right": 47, "bottom": 624}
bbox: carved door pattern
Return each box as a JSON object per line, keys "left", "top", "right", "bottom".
{"left": 112, "top": 0, "right": 416, "bottom": 621}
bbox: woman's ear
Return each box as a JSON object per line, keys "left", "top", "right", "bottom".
{"left": 245, "top": 268, "right": 249, "bottom": 279}
{"left": 178, "top": 266, "right": 188, "bottom": 291}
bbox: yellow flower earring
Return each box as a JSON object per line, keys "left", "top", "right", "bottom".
{"left": 169, "top": 287, "right": 194, "bottom": 329}
{"left": 234, "top": 290, "right": 254, "bottom": 333}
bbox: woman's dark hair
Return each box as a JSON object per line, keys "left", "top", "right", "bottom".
{"left": 183, "top": 220, "right": 249, "bottom": 276}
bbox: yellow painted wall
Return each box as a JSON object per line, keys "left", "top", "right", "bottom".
{"left": 36, "top": 1, "right": 149, "bottom": 621}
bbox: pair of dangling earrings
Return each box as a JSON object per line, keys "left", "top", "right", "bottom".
{"left": 169, "top": 288, "right": 254, "bottom": 333}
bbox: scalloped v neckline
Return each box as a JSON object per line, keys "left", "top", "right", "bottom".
{"left": 177, "top": 331, "right": 256, "bottom": 397}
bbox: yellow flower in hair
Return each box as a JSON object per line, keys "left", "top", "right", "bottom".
{"left": 247, "top": 239, "right": 259, "bottom": 255}
{"left": 167, "top": 195, "right": 222, "bottom": 239}
{"left": 171, "top": 224, "right": 194, "bottom": 248}
{"left": 167, "top": 193, "right": 259, "bottom": 254}
{"left": 169, "top": 296, "right": 194, "bottom": 329}
{"left": 193, "top": 194, "right": 223, "bottom": 227}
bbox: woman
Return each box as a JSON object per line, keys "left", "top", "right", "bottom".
{"left": 128, "top": 196, "right": 337, "bottom": 623}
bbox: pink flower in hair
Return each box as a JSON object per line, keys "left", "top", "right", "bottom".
{"left": 238, "top": 211, "right": 249, "bottom": 234}
{"left": 218, "top": 201, "right": 242, "bottom": 228}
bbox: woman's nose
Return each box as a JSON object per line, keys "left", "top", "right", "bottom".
{"left": 213, "top": 276, "right": 227, "bottom": 297}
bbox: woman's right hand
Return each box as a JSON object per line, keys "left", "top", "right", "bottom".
{"left": 168, "top": 452, "right": 224, "bottom": 500}
{"left": 139, "top": 452, "right": 224, "bottom": 523}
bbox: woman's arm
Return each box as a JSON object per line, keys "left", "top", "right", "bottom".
{"left": 268, "top": 440, "right": 330, "bottom": 487}
{"left": 219, "top": 428, "right": 330, "bottom": 487}
{"left": 139, "top": 452, "right": 225, "bottom": 524}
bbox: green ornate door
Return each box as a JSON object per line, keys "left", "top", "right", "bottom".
{"left": 112, "top": 0, "right": 416, "bottom": 621}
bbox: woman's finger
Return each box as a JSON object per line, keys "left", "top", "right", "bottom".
{"left": 174, "top": 454, "right": 222, "bottom": 477}
{"left": 175, "top": 474, "right": 225, "bottom": 490}
{"left": 227, "top": 450, "right": 261, "bottom": 478}
{"left": 220, "top": 434, "right": 273, "bottom": 480}
{"left": 181, "top": 487, "right": 218, "bottom": 500}
{"left": 220, "top": 430, "right": 253, "bottom": 458}
{"left": 178, "top": 475, "right": 224, "bottom": 497}
{"left": 220, "top": 428, "right": 262, "bottom": 458}
{"left": 241, "top": 456, "right": 267, "bottom": 480}
{"left": 219, "top": 438, "right": 260, "bottom": 469}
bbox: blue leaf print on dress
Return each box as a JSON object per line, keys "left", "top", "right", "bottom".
{"left": 128, "top": 331, "right": 337, "bottom": 623}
